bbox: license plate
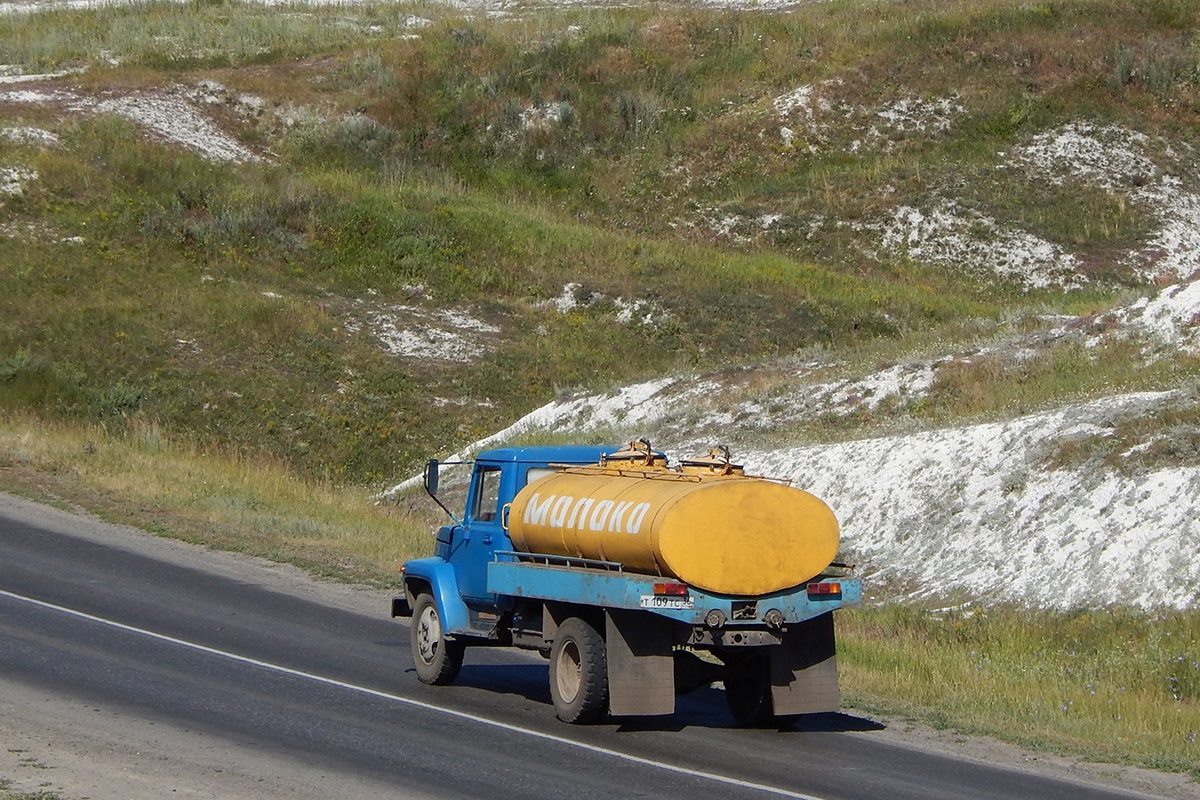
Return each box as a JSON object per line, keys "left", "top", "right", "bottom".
{"left": 639, "top": 595, "right": 695, "bottom": 610}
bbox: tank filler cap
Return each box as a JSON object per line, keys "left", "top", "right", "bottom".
{"left": 602, "top": 438, "right": 666, "bottom": 468}
{"left": 679, "top": 445, "right": 744, "bottom": 476}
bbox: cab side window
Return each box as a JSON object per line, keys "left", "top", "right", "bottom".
{"left": 471, "top": 466, "right": 502, "bottom": 523}
{"left": 524, "top": 467, "right": 556, "bottom": 487}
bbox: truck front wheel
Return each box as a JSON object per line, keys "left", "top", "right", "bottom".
{"left": 411, "top": 593, "right": 465, "bottom": 685}
{"left": 549, "top": 617, "right": 609, "bottom": 724}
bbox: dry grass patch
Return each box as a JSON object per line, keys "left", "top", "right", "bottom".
{"left": 0, "top": 413, "right": 432, "bottom": 585}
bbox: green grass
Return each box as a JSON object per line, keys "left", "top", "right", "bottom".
{"left": 663, "top": 322, "right": 1200, "bottom": 452}
{"left": 911, "top": 339, "right": 1200, "bottom": 427}
{"left": 840, "top": 603, "right": 1200, "bottom": 777}
{"left": 0, "top": 106, "right": 1004, "bottom": 483}
{"left": 0, "top": 0, "right": 405, "bottom": 70}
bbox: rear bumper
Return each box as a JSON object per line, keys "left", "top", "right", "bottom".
{"left": 488, "top": 559, "right": 861, "bottom": 625}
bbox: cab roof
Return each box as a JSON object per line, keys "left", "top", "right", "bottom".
{"left": 475, "top": 445, "right": 614, "bottom": 465}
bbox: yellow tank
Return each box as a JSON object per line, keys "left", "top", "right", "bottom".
{"left": 506, "top": 447, "right": 839, "bottom": 596}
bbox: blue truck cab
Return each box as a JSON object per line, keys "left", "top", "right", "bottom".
{"left": 396, "top": 445, "right": 611, "bottom": 636}
{"left": 393, "top": 444, "right": 861, "bottom": 726}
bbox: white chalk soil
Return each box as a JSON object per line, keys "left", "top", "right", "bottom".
{"left": 0, "top": 493, "right": 1196, "bottom": 800}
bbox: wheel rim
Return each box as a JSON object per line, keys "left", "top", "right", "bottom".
{"left": 555, "top": 638, "right": 582, "bottom": 704}
{"left": 416, "top": 604, "right": 441, "bottom": 665}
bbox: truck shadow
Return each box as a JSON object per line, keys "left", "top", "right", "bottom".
{"left": 451, "top": 664, "right": 886, "bottom": 733}
{"left": 616, "top": 687, "right": 887, "bottom": 733}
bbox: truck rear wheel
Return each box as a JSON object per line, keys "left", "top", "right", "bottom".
{"left": 725, "top": 654, "right": 774, "bottom": 726}
{"left": 549, "top": 617, "right": 608, "bottom": 724}
{"left": 411, "top": 593, "right": 464, "bottom": 685}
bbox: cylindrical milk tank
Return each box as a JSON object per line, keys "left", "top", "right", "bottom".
{"left": 507, "top": 467, "right": 839, "bottom": 596}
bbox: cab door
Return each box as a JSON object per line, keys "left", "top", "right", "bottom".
{"left": 452, "top": 463, "right": 505, "bottom": 602}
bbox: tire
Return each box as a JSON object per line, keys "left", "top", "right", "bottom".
{"left": 725, "top": 654, "right": 774, "bottom": 727}
{"left": 410, "top": 593, "right": 465, "bottom": 685}
{"left": 549, "top": 617, "right": 609, "bottom": 724}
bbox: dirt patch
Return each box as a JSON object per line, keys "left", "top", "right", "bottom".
{"left": 0, "top": 79, "right": 265, "bottom": 163}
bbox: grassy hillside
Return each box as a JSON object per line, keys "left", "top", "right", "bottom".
{"left": 9, "top": 0, "right": 1198, "bottom": 485}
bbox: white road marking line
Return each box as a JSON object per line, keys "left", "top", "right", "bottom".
{"left": 1, "top": 588, "right": 828, "bottom": 800}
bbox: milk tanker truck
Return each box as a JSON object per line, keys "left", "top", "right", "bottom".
{"left": 392, "top": 440, "right": 861, "bottom": 725}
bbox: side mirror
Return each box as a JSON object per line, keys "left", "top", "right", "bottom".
{"left": 424, "top": 459, "right": 440, "bottom": 494}
{"left": 420, "top": 456, "right": 465, "bottom": 525}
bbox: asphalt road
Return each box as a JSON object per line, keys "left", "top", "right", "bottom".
{"left": 0, "top": 497, "right": 1162, "bottom": 800}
